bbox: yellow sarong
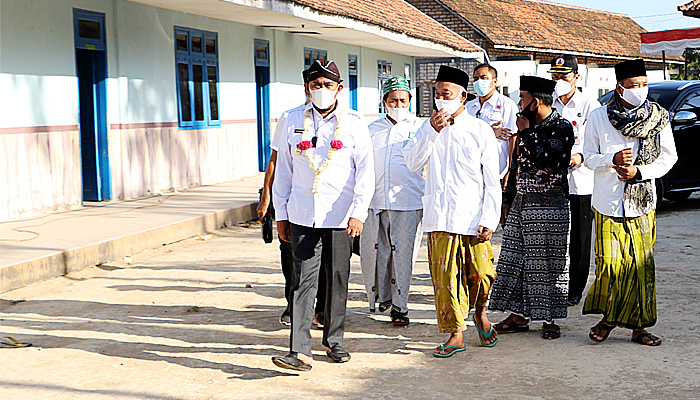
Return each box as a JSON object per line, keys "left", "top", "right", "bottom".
{"left": 427, "top": 231, "right": 495, "bottom": 333}
{"left": 583, "top": 210, "right": 657, "bottom": 330}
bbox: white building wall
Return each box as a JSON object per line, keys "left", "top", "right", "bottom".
{"left": 0, "top": 0, "right": 417, "bottom": 221}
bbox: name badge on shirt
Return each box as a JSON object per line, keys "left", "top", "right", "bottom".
{"left": 294, "top": 129, "right": 305, "bottom": 154}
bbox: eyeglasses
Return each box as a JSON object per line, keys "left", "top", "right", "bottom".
{"left": 309, "top": 81, "right": 338, "bottom": 90}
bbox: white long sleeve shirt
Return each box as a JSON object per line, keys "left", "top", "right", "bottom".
{"left": 368, "top": 115, "right": 425, "bottom": 212}
{"left": 583, "top": 106, "right": 677, "bottom": 218}
{"left": 466, "top": 91, "right": 518, "bottom": 178}
{"left": 273, "top": 103, "right": 375, "bottom": 228}
{"left": 553, "top": 90, "right": 601, "bottom": 195}
{"left": 402, "top": 112, "right": 501, "bottom": 235}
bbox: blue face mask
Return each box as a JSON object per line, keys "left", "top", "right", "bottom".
{"left": 474, "top": 79, "right": 492, "bottom": 97}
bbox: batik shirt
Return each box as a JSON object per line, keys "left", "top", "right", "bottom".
{"left": 503, "top": 110, "right": 575, "bottom": 206}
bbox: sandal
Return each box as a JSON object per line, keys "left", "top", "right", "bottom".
{"left": 494, "top": 315, "right": 530, "bottom": 334}
{"left": 588, "top": 321, "right": 615, "bottom": 343}
{"left": 378, "top": 301, "right": 392, "bottom": 313}
{"left": 0, "top": 337, "right": 32, "bottom": 348}
{"left": 390, "top": 310, "right": 409, "bottom": 327}
{"left": 631, "top": 331, "right": 662, "bottom": 346}
{"left": 432, "top": 343, "right": 465, "bottom": 358}
{"left": 542, "top": 323, "right": 561, "bottom": 340}
{"left": 472, "top": 315, "right": 498, "bottom": 347}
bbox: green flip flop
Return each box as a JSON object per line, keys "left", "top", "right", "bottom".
{"left": 433, "top": 343, "right": 465, "bottom": 358}
{"left": 473, "top": 316, "right": 498, "bottom": 347}
{"left": 0, "top": 337, "right": 32, "bottom": 348}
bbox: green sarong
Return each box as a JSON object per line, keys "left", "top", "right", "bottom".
{"left": 582, "top": 209, "right": 657, "bottom": 330}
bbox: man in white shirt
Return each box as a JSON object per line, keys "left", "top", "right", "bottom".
{"left": 271, "top": 60, "right": 374, "bottom": 371}
{"left": 257, "top": 69, "right": 327, "bottom": 328}
{"left": 548, "top": 54, "right": 602, "bottom": 306}
{"left": 360, "top": 76, "right": 424, "bottom": 327}
{"left": 582, "top": 59, "right": 676, "bottom": 347}
{"left": 466, "top": 63, "right": 518, "bottom": 185}
{"left": 403, "top": 66, "right": 501, "bottom": 357}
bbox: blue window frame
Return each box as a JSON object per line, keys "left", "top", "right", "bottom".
{"left": 73, "top": 9, "right": 106, "bottom": 51}
{"left": 304, "top": 48, "right": 327, "bottom": 69}
{"left": 174, "top": 26, "right": 220, "bottom": 129}
{"left": 377, "top": 59, "right": 392, "bottom": 113}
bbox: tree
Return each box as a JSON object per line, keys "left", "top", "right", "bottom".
{"left": 671, "top": 49, "right": 700, "bottom": 80}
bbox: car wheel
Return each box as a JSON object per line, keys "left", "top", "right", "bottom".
{"left": 655, "top": 178, "right": 664, "bottom": 209}
{"left": 664, "top": 191, "right": 692, "bottom": 201}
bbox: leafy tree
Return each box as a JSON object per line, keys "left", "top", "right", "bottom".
{"left": 672, "top": 49, "right": 700, "bottom": 80}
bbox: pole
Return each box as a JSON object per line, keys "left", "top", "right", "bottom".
{"left": 662, "top": 50, "right": 667, "bottom": 80}
{"left": 684, "top": 49, "right": 688, "bottom": 80}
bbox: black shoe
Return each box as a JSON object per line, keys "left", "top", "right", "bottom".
{"left": 567, "top": 295, "right": 582, "bottom": 307}
{"left": 279, "top": 309, "right": 291, "bottom": 326}
{"left": 271, "top": 353, "right": 312, "bottom": 371}
{"left": 326, "top": 345, "right": 351, "bottom": 363}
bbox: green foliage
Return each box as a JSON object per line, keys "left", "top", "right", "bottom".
{"left": 671, "top": 49, "right": 700, "bottom": 80}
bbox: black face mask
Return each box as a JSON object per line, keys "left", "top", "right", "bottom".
{"left": 519, "top": 98, "right": 538, "bottom": 127}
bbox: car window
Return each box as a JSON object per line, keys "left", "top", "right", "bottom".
{"left": 678, "top": 90, "right": 700, "bottom": 111}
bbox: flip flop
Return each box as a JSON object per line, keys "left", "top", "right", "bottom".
{"left": 631, "top": 332, "right": 662, "bottom": 346}
{"left": 588, "top": 321, "right": 615, "bottom": 343}
{"left": 0, "top": 337, "right": 32, "bottom": 348}
{"left": 433, "top": 344, "right": 465, "bottom": 358}
{"left": 472, "top": 316, "right": 498, "bottom": 347}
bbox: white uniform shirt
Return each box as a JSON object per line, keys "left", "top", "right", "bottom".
{"left": 403, "top": 112, "right": 501, "bottom": 235}
{"left": 273, "top": 103, "right": 375, "bottom": 228}
{"left": 466, "top": 91, "right": 518, "bottom": 178}
{"left": 368, "top": 115, "right": 425, "bottom": 212}
{"left": 270, "top": 104, "right": 306, "bottom": 152}
{"left": 553, "top": 90, "right": 601, "bottom": 195}
{"left": 583, "top": 106, "right": 677, "bottom": 218}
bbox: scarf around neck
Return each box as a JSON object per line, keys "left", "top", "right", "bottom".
{"left": 607, "top": 92, "right": 670, "bottom": 214}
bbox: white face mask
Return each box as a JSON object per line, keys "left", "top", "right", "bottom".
{"left": 386, "top": 106, "right": 410, "bottom": 122}
{"left": 310, "top": 88, "right": 338, "bottom": 110}
{"left": 554, "top": 80, "right": 572, "bottom": 98}
{"left": 435, "top": 97, "right": 463, "bottom": 115}
{"left": 619, "top": 85, "right": 648, "bottom": 108}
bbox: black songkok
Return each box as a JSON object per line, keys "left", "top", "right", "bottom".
{"left": 436, "top": 65, "right": 470, "bottom": 89}
{"left": 302, "top": 69, "right": 309, "bottom": 83}
{"left": 307, "top": 60, "right": 342, "bottom": 83}
{"left": 615, "top": 59, "right": 647, "bottom": 81}
{"left": 520, "top": 76, "right": 556, "bottom": 94}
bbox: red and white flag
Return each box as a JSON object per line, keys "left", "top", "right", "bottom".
{"left": 641, "top": 27, "right": 700, "bottom": 57}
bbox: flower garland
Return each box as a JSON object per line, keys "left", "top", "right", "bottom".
{"left": 297, "top": 108, "right": 344, "bottom": 193}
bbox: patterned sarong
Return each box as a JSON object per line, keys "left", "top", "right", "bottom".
{"left": 582, "top": 210, "right": 657, "bottom": 330}
{"left": 427, "top": 232, "right": 495, "bottom": 333}
{"left": 488, "top": 193, "right": 570, "bottom": 323}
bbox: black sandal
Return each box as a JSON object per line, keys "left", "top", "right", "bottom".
{"left": 542, "top": 323, "right": 561, "bottom": 339}
{"left": 378, "top": 301, "right": 392, "bottom": 313}
{"left": 631, "top": 331, "right": 662, "bottom": 346}
{"left": 390, "top": 310, "right": 409, "bottom": 327}
{"left": 494, "top": 315, "right": 530, "bottom": 334}
{"left": 588, "top": 321, "right": 615, "bottom": 343}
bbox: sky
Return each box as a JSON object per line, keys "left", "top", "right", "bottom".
{"left": 551, "top": 0, "right": 698, "bottom": 32}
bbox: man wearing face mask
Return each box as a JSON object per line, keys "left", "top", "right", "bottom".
{"left": 403, "top": 66, "right": 501, "bottom": 357}
{"left": 360, "top": 76, "right": 424, "bottom": 327}
{"left": 271, "top": 60, "right": 374, "bottom": 371}
{"left": 582, "top": 59, "right": 676, "bottom": 347}
{"left": 466, "top": 63, "right": 518, "bottom": 187}
{"left": 258, "top": 69, "right": 327, "bottom": 328}
{"left": 488, "top": 76, "right": 575, "bottom": 340}
{"left": 548, "top": 55, "right": 602, "bottom": 307}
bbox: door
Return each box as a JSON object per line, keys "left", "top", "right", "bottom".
{"left": 348, "top": 55, "right": 358, "bottom": 111}
{"left": 74, "top": 9, "right": 110, "bottom": 201}
{"left": 254, "top": 39, "right": 271, "bottom": 171}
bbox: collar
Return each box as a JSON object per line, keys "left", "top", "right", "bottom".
{"left": 306, "top": 101, "right": 339, "bottom": 121}
{"left": 538, "top": 109, "right": 560, "bottom": 128}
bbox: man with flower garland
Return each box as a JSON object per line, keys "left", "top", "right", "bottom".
{"left": 360, "top": 76, "right": 424, "bottom": 327}
{"left": 403, "top": 65, "right": 501, "bottom": 357}
{"left": 271, "top": 60, "right": 374, "bottom": 372}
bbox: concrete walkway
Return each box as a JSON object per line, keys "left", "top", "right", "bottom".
{"left": 0, "top": 174, "right": 263, "bottom": 292}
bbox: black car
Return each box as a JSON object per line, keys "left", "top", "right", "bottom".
{"left": 598, "top": 80, "right": 700, "bottom": 202}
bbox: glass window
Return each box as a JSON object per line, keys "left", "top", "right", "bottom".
{"left": 678, "top": 90, "right": 700, "bottom": 111}
{"left": 304, "top": 48, "right": 327, "bottom": 69}
{"left": 78, "top": 19, "right": 101, "bottom": 40}
{"left": 174, "top": 27, "right": 220, "bottom": 128}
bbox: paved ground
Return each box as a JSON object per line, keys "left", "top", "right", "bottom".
{"left": 1, "top": 195, "right": 699, "bottom": 399}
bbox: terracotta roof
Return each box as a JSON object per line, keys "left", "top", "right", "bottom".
{"left": 287, "top": 0, "right": 482, "bottom": 54}
{"left": 436, "top": 0, "right": 675, "bottom": 60}
{"left": 679, "top": 0, "right": 700, "bottom": 11}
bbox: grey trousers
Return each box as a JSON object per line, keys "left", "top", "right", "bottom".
{"left": 289, "top": 223, "right": 353, "bottom": 357}
{"left": 360, "top": 209, "right": 423, "bottom": 314}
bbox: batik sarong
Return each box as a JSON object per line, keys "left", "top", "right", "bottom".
{"left": 428, "top": 231, "right": 495, "bottom": 333}
{"left": 488, "top": 193, "right": 570, "bottom": 323}
{"left": 360, "top": 209, "right": 423, "bottom": 313}
{"left": 582, "top": 209, "right": 657, "bottom": 330}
